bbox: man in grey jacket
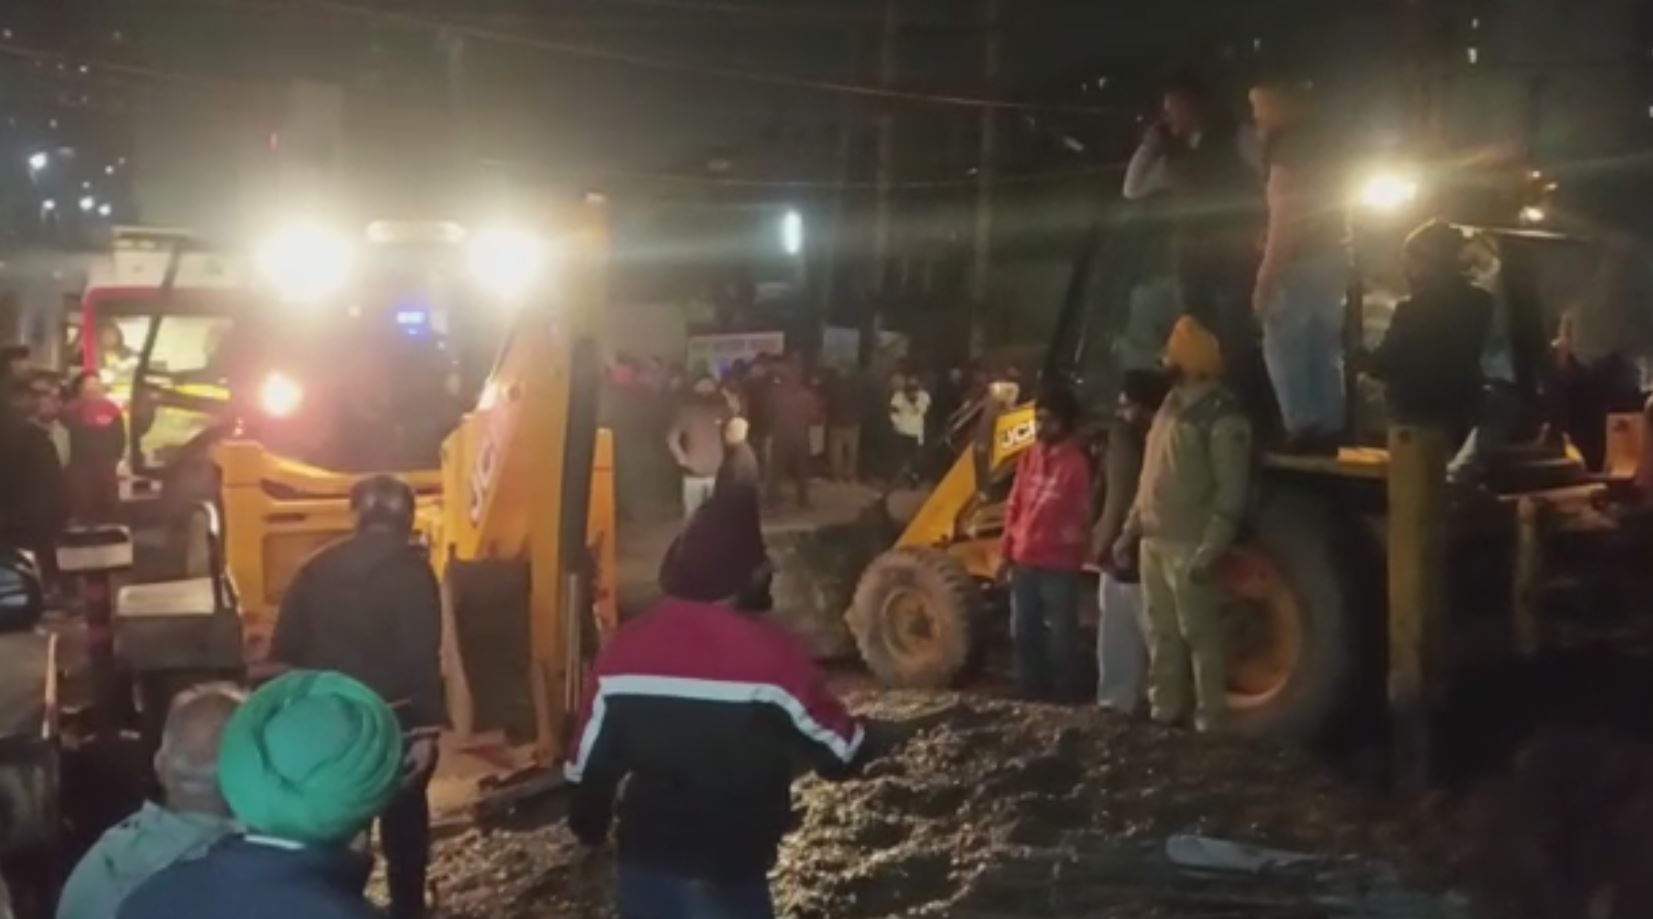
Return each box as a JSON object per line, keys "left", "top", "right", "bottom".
{"left": 59, "top": 685, "right": 244, "bottom": 919}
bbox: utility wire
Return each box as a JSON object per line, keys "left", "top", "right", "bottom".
{"left": 0, "top": 39, "right": 1123, "bottom": 192}
{"left": 206, "top": 0, "right": 1125, "bottom": 116}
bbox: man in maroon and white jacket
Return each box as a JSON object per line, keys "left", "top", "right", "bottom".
{"left": 1000, "top": 384, "right": 1094, "bottom": 702}
{"left": 565, "top": 495, "right": 865, "bottom": 919}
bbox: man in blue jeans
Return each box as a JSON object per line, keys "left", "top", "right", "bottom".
{"left": 1251, "top": 78, "right": 1346, "bottom": 452}
{"left": 1000, "top": 385, "right": 1094, "bottom": 702}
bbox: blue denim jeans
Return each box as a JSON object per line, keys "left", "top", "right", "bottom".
{"left": 1009, "top": 566, "right": 1083, "bottom": 702}
{"left": 1262, "top": 253, "right": 1347, "bottom": 438}
{"left": 618, "top": 864, "right": 775, "bottom": 919}
{"left": 1095, "top": 572, "right": 1148, "bottom": 713}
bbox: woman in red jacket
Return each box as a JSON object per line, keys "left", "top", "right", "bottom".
{"left": 999, "top": 385, "right": 1093, "bottom": 702}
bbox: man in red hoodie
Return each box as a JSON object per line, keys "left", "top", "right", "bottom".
{"left": 1000, "top": 384, "right": 1093, "bottom": 702}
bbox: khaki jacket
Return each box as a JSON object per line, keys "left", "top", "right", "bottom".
{"left": 1126, "top": 381, "right": 1252, "bottom": 552}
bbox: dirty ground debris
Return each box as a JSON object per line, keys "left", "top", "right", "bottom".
{"left": 412, "top": 692, "right": 1467, "bottom": 918}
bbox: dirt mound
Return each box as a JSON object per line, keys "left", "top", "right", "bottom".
{"left": 775, "top": 692, "right": 1437, "bottom": 918}
{"left": 418, "top": 691, "right": 1451, "bottom": 918}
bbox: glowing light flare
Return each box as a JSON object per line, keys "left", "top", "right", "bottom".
{"left": 465, "top": 227, "right": 547, "bottom": 302}
{"left": 258, "top": 372, "right": 304, "bottom": 418}
{"left": 1356, "top": 171, "right": 1419, "bottom": 214}
{"left": 255, "top": 222, "right": 354, "bottom": 305}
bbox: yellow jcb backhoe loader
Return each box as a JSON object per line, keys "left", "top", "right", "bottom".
{"left": 847, "top": 187, "right": 1653, "bottom": 749}
{"left": 112, "top": 195, "right": 617, "bottom": 770}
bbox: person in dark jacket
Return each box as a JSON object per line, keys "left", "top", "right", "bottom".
{"left": 1123, "top": 72, "right": 1265, "bottom": 415}
{"left": 267, "top": 476, "right": 442, "bottom": 919}
{"left": 2, "top": 378, "right": 69, "bottom": 581}
{"left": 567, "top": 497, "right": 865, "bottom": 919}
{"left": 1368, "top": 220, "right": 1494, "bottom": 437}
{"left": 62, "top": 372, "right": 125, "bottom": 523}
{"left": 119, "top": 671, "right": 404, "bottom": 919}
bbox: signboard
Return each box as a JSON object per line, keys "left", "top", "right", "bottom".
{"left": 686, "top": 331, "right": 785, "bottom": 376}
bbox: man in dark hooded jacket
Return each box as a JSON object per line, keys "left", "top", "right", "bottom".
{"left": 268, "top": 475, "right": 442, "bottom": 919}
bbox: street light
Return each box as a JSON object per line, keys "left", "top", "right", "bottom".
{"left": 26, "top": 151, "right": 47, "bottom": 172}
{"left": 78, "top": 195, "right": 95, "bottom": 213}
{"left": 40, "top": 199, "right": 56, "bottom": 213}
{"left": 97, "top": 202, "right": 112, "bottom": 218}
{"left": 780, "top": 209, "right": 803, "bottom": 256}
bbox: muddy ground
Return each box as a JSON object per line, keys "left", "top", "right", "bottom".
{"left": 419, "top": 691, "right": 1472, "bottom": 919}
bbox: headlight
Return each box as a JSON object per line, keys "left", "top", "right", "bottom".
{"left": 1519, "top": 205, "right": 1546, "bottom": 225}
{"left": 1356, "top": 171, "right": 1420, "bottom": 214}
{"left": 258, "top": 371, "right": 304, "bottom": 418}
{"left": 466, "top": 227, "right": 546, "bottom": 302}
{"left": 255, "top": 223, "right": 354, "bottom": 304}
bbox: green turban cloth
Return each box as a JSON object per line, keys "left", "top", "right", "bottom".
{"left": 218, "top": 670, "right": 405, "bottom": 845}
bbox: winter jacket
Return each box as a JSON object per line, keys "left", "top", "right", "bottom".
{"left": 1371, "top": 280, "right": 1495, "bottom": 429}
{"left": 565, "top": 597, "right": 864, "bottom": 882}
{"left": 118, "top": 837, "right": 377, "bottom": 919}
{"left": 1127, "top": 381, "right": 1252, "bottom": 554}
{"left": 1001, "top": 439, "right": 1094, "bottom": 573}
{"left": 271, "top": 530, "right": 445, "bottom": 729}
{"left": 58, "top": 803, "right": 233, "bottom": 919}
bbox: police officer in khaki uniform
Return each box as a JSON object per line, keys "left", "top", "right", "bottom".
{"left": 1115, "top": 317, "right": 1252, "bottom": 732}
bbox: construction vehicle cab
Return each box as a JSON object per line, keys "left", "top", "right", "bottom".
{"left": 84, "top": 202, "right": 613, "bottom": 776}
{"left": 847, "top": 166, "right": 1648, "bottom": 742}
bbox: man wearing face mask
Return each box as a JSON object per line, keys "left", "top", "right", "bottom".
{"left": 1116, "top": 317, "right": 1252, "bottom": 732}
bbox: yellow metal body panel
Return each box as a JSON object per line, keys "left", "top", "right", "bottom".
{"left": 217, "top": 196, "right": 617, "bottom": 765}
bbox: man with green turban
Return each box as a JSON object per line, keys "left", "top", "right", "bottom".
{"left": 118, "top": 671, "right": 404, "bottom": 919}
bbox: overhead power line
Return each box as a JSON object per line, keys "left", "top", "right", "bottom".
{"left": 0, "top": 38, "right": 1123, "bottom": 193}
{"left": 208, "top": 0, "right": 1124, "bottom": 116}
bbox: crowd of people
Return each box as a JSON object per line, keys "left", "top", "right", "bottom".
{"left": 996, "top": 68, "right": 1558, "bottom": 730}
{"left": 1, "top": 355, "right": 127, "bottom": 590}
{"left": 613, "top": 349, "right": 1003, "bottom": 522}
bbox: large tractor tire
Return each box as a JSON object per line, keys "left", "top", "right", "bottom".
{"left": 1217, "top": 489, "right": 1359, "bottom": 741}
{"left": 849, "top": 548, "right": 982, "bottom": 689}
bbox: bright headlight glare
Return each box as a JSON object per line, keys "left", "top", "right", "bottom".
{"left": 1357, "top": 171, "right": 1419, "bottom": 213}
{"left": 255, "top": 223, "right": 354, "bottom": 304}
{"left": 466, "top": 227, "right": 546, "bottom": 301}
{"left": 258, "top": 371, "right": 304, "bottom": 418}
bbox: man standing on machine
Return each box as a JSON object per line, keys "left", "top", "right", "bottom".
{"left": 1123, "top": 72, "right": 1266, "bottom": 418}
{"left": 1250, "top": 77, "right": 1348, "bottom": 452}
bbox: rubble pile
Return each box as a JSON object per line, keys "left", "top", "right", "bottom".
{"left": 422, "top": 692, "right": 1457, "bottom": 918}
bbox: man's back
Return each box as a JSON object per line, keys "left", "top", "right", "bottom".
{"left": 57, "top": 802, "right": 232, "bottom": 919}
{"left": 1373, "top": 281, "right": 1495, "bottom": 424}
{"left": 567, "top": 598, "right": 862, "bottom": 881}
{"left": 118, "top": 838, "right": 377, "bottom": 919}
{"left": 271, "top": 532, "right": 443, "bottom": 728}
